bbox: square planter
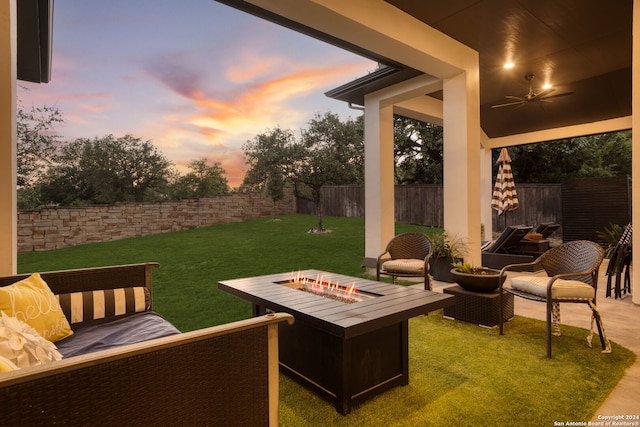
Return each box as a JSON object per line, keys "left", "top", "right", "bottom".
{"left": 430, "top": 258, "right": 457, "bottom": 282}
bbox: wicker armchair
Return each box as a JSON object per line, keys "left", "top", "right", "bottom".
{"left": 498, "top": 240, "right": 611, "bottom": 358}
{"left": 605, "top": 222, "right": 632, "bottom": 299}
{"left": 376, "top": 232, "right": 433, "bottom": 290}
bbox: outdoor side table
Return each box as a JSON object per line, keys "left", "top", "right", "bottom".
{"left": 443, "top": 285, "right": 514, "bottom": 327}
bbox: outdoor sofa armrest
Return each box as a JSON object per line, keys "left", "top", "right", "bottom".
{"left": 1, "top": 312, "right": 294, "bottom": 426}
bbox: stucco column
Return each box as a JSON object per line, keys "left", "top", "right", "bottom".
{"left": 0, "top": 0, "right": 17, "bottom": 275}
{"left": 442, "top": 69, "right": 482, "bottom": 265}
{"left": 632, "top": 0, "right": 639, "bottom": 304}
{"left": 362, "top": 96, "right": 395, "bottom": 267}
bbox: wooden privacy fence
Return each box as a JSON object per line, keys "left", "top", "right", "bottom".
{"left": 297, "top": 183, "right": 562, "bottom": 232}
{"left": 297, "top": 178, "right": 633, "bottom": 243}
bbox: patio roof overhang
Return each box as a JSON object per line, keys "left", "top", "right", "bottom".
{"left": 217, "top": 0, "right": 632, "bottom": 139}
{"left": 17, "top": 0, "right": 53, "bottom": 84}
{"left": 214, "top": 0, "right": 639, "bottom": 307}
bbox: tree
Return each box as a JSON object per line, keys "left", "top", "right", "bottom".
{"left": 39, "top": 134, "right": 173, "bottom": 205}
{"left": 242, "top": 113, "right": 364, "bottom": 230}
{"left": 507, "top": 131, "right": 632, "bottom": 183}
{"left": 16, "top": 101, "right": 64, "bottom": 208}
{"left": 295, "top": 112, "right": 364, "bottom": 230}
{"left": 171, "top": 158, "right": 229, "bottom": 199}
{"left": 242, "top": 126, "right": 299, "bottom": 215}
{"left": 393, "top": 116, "right": 443, "bottom": 184}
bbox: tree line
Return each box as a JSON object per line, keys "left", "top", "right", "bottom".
{"left": 17, "top": 100, "right": 631, "bottom": 230}
{"left": 17, "top": 103, "right": 229, "bottom": 209}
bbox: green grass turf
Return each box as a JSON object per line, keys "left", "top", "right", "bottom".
{"left": 280, "top": 313, "right": 635, "bottom": 426}
{"left": 18, "top": 214, "right": 440, "bottom": 330}
{"left": 17, "top": 214, "right": 636, "bottom": 424}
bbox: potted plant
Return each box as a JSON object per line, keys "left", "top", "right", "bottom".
{"left": 429, "top": 231, "right": 467, "bottom": 282}
{"left": 450, "top": 262, "right": 504, "bottom": 293}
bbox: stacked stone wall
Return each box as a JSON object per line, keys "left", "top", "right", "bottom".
{"left": 17, "top": 191, "right": 295, "bottom": 252}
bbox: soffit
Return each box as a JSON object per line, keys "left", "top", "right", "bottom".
{"left": 384, "top": 0, "right": 632, "bottom": 137}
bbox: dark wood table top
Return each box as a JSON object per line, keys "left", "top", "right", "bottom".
{"left": 219, "top": 270, "right": 454, "bottom": 338}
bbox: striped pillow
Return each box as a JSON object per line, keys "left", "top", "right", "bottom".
{"left": 55, "top": 287, "right": 151, "bottom": 325}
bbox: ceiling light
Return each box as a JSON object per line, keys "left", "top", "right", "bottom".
{"left": 542, "top": 83, "right": 552, "bottom": 89}
{"left": 503, "top": 62, "right": 515, "bottom": 69}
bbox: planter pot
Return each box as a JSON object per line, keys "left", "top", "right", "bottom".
{"left": 429, "top": 258, "right": 460, "bottom": 282}
{"left": 450, "top": 268, "right": 504, "bottom": 293}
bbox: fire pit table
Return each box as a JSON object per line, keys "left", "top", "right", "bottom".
{"left": 218, "top": 270, "right": 454, "bottom": 414}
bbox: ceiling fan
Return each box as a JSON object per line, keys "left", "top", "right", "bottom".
{"left": 491, "top": 73, "right": 574, "bottom": 109}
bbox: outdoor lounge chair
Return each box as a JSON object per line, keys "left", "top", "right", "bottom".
{"left": 376, "top": 232, "right": 433, "bottom": 290}
{"left": 481, "top": 226, "right": 539, "bottom": 270}
{"left": 532, "top": 222, "right": 560, "bottom": 239}
{"left": 483, "top": 225, "right": 533, "bottom": 254}
{"left": 498, "top": 240, "right": 611, "bottom": 358}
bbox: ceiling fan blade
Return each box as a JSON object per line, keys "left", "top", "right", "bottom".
{"left": 491, "top": 100, "right": 525, "bottom": 109}
{"left": 492, "top": 74, "right": 575, "bottom": 109}
{"left": 539, "top": 91, "right": 574, "bottom": 100}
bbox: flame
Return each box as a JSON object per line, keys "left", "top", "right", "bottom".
{"left": 346, "top": 282, "right": 356, "bottom": 297}
{"left": 288, "top": 271, "right": 361, "bottom": 302}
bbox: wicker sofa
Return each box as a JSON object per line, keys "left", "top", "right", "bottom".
{"left": 0, "top": 263, "right": 293, "bottom": 426}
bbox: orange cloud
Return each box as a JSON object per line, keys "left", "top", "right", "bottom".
{"left": 146, "top": 60, "right": 372, "bottom": 186}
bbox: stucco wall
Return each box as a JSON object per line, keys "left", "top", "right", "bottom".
{"left": 17, "top": 191, "right": 295, "bottom": 252}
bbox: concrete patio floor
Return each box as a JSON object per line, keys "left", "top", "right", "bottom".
{"left": 428, "top": 259, "right": 639, "bottom": 420}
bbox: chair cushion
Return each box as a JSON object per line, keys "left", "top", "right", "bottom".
{"left": 382, "top": 259, "right": 424, "bottom": 274}
{"left": 510, "top": 276, "right": 595, "bottom": 299}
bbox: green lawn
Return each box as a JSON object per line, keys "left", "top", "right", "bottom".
{"left": 16, "top": 214, "right": 635, "bottom": 425}
{"left": 18, "top": 214, "right": 440, "bottom": 331}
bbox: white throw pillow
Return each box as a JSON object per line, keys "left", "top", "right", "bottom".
{"left": 0, "top": 312, "right": 62, "bottom": 369}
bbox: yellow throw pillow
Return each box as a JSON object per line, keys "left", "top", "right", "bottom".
{"left": 0, "top": 274, "right": 73, "bottom": 342}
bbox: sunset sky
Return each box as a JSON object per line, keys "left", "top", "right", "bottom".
{"left": 18, "top": 0, "right": 375, "bottom": 187}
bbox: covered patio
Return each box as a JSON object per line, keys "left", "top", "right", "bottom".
{"left": 212, "top": 0, "right": 639, "bottom": 305}
{"left": 0, "top": 1, "right": 637, "bottom": 309}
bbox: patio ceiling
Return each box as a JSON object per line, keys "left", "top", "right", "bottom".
{"left": 216, "top": 0, "right": 632, "bottom": 139}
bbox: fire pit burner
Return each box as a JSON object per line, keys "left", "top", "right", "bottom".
{"left": 276, "top": 272, "right": 379, "bottom": 303}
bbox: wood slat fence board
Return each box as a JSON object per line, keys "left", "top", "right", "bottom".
{"left": 296, "top": 179, "right": 632, "bottom": 243}
{"left": 561, "top": 176, "right": 631, "bottom": 242}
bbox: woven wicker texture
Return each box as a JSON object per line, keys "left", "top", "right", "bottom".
{"left": 376, "top": 233, "right": 433, "bottom": 289}
{"left": 1, "top": 325, "right": 271, "bottom": 426}
{"left": 536, "top": 240, "right": 603, "bottom": 286}
{"left": 605, "top": 223, "right": 632, "bottom": 298}
{"left": 1, "top": 264, "right": 288, "bottom": 426}
{"left": 0, "top": 263, "right": 159, "bottom": 295}
{"left": 499, "top": 240, "right": 610, "bottom": 357}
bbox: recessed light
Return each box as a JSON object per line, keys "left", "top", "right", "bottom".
{"left": 504, "top": 62, "right": 515, "bottom": 69}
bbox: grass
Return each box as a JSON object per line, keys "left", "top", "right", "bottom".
{"left": 17, "top": 214, "right": 636, "bottom": 425}
{"left": 18, "top": 214, "right": 438, "bottom": 331}
{"left": 280, "top": 314, "right": 635, "bottom": 426}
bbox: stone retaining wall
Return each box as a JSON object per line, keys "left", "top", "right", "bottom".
{"left": 18, "top": 191, "right": 296, "bottom": 252}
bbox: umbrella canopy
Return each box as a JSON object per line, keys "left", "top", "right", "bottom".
{"left": 491, "top": 148, "right": 519, "bottom": 216}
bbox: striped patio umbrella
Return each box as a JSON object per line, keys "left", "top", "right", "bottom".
{"left": 491, "top": 148, "right": 519, "bottom": 219}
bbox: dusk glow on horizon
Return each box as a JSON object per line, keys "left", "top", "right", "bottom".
{"left": 19, "top": 1, "right": 375, "bottom": 187}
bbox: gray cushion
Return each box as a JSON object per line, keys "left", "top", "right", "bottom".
{"left": 510, "top": 276, "right": 595, "bottom": 299}
{"left": 382, "top": 259, "right": 424, "bottom": 274}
